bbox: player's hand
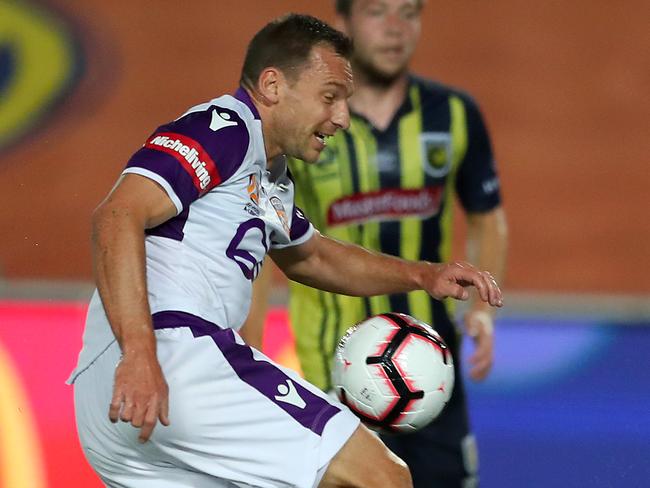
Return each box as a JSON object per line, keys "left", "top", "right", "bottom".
{"left": 108, "top": 352, "right": 170, "bottom": 443}
{"left": 464, "top": 310, "right": 494, "bottom": 381}
{"left": 424, "top": 262, "right": 503, "bottom": 307}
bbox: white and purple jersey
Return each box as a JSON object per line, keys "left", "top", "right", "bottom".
{"left": 69, "top": 88, "right": 314, "bottom": 381}
{"left": 69, "top": 89, "right": 360, "bottom": 488}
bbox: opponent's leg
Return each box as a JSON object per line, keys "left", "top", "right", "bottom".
{"left": 381, "top": 318, "right": 478, "bottom": 488}
{"left": 319, "top": 424, "right": 412, "bottom": 488}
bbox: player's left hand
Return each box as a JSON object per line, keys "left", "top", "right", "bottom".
{"left": 464, "top": 310, "right": 494, "bottom": 381}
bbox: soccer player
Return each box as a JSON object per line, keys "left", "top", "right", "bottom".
{"left": 68, "top": 13, "right": 502, "bottom": 488}
{"left": 242, "top": 2, "right": 508, "bottom": 487}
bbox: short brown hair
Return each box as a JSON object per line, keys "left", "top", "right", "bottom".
{"left": 240, "top": 14, "right": 352, "bottom": 88}
{"left": 335, "top": 0, "right": 424, "bottom": 17}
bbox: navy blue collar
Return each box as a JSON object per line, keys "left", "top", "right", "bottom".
{"left": 234, "top": 87, "right": 261, "bottom": 120}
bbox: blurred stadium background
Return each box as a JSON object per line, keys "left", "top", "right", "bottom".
{"left": 0, "top": 1, "right": 648, "bottom": 486}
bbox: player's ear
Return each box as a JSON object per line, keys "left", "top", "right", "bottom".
{"left": 257, "top": 68, "right": 282, "bottom": 105}
{"left": 333, "top": 14, "right": 350, "bottom": 36}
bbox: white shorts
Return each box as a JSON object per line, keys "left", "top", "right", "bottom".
{"left": 73, "top": 311, "right": 359, "bottom": 488}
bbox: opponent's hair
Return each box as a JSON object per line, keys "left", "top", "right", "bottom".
{"left": 335, "top": 0, "right": 355, "bottom": 16}
{"left": 240, "top": 14, "right": 352, "bottom": 88}
{"left": 335, "top": 0, "right": 424, "bottom": 17}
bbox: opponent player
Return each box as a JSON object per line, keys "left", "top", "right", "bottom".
{"left": 68, "top": 13, "right": 503, "bottom": 488}
{"left": 243, "top": 2, "right": 508, "bottom": 487}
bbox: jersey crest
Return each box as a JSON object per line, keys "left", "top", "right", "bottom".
{"left": 420, "top": 132, "right": 452, "bottom": 178}
{"left": 270, "top": 196, "right": 290, "bottom": 234}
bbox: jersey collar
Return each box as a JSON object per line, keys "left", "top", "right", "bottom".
{"left": 234, "top": 87, "right": 261, "bottom": 120}
{"left": 350, "top": 75, "right": 416, "bottom": 135}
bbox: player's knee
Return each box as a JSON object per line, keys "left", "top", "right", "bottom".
{"left": 349, "top": 454, "right": 412, "bottom": 488}
{"left": 321, "top": 455, "right": 411, "bottom": 488}
{"left": 371, "top": 452, "right": 412, "bottom": 488}
{"left": 319, "top": 425, "right": 412, "bottom": 488}
{"left": 386, "top": 447, "right": 413, "bottom": 486}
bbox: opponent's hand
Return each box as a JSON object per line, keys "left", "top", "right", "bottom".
{"left": 422, "top": 262, "right": 503, "bottom": 307}
{"left": 464, "top": 310, "right": 494, "bottom": 381}
{"left": 108, "top": 352, "right": 170, "bottom": 443}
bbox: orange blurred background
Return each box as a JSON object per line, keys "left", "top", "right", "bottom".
{"left": 1, "top": 0, "right": 648, "bottom": 293}
{"left": 1, "top": 1, "right": 649, "bottom": 487}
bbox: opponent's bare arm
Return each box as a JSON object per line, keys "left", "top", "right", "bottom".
{"left": 464, "top": 206, "right": 508, "bottom": 380}
{"left": 270, "top": 231, "right": 503, "bottom": 307}
{"left": 92, "top": 173, "right": 177, "bottom": 442}
{"left": 239, "top": 260, "right": 273, "bottom": 349}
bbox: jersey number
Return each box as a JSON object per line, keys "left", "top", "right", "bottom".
{"left": 226, "top": 218, "right": 268, "bottom": 280}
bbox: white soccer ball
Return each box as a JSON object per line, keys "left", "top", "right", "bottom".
{"left": 332, "top": 312, "right": 454, "bottom": 434}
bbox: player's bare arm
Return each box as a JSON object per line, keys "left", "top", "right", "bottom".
{"left": 239, "top": 260, "right": 273, "bottom": 349}
{"left": 463, "top": 205, "right": 508, "bottom": 380}
{"left": 270, "top": 230, "right": 503, "bottom": 307}
{"left": 92, "top": 173, "right": 177, "bottom": 442}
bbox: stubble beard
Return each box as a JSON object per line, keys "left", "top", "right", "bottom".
{"left": 352, "top": 55, "right": 407, "bottom": 88}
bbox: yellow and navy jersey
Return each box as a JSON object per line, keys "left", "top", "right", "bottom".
{"left": 288, "top": 76, "right": 502, "bottom": 390}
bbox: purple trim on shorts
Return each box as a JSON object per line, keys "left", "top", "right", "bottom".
{"left": 151, "top": 311, "right": 340, "bottom": 436}
{"left": 126, "top": 148, "right": 199, "bottom": 207}
{"left": 289, "top": 205, "right": 311, "bottom": 241}
{"left": 233, "top": 87, "right": 261, "bottom": 120}
{"left": 145, "top": 207, "right": 189, "bottom": 241}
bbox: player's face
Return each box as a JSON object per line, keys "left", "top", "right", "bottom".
{"left": 342, "top": 0, "right": 421, "bottom": 83}
{"left": 276, "top": 45, "right": 353, "bottom": 163}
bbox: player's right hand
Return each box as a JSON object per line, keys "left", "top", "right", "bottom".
{"left": 424, "top": 261, "right": 503, "bottom": 307}
{"left": 464, "top": 310, "right": 495, "bottom": 381}
{"left": 109, "top": 352, "right": 170, "bottom": 443}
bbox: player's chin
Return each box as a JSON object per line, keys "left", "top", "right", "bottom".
{"left": 300, "top": 145, "right": 325, "bottom": 164}
{"left": 374, "top": 62, "right": 407, "bottom": 82}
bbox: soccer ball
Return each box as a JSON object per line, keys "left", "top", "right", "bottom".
{"left": 332, "top": 312, "right": 454, "bottom": 434}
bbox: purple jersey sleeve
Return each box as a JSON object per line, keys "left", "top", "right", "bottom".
{"left": 124, "top": 103, "right": 250, "bottom": 212}
{"left": 271, "top": 206, "right": 314, "bottom": 249}
{"left": 289, "top": 206, "right": 311, "bottom": 241}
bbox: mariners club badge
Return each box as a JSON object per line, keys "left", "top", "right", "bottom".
{"left": 420, "top": 132, "right": 452, "bottom": 178}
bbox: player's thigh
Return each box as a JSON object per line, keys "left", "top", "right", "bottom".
{"left": 154, "top": 325, "right": 360, "bottom": 488}
{"left": 74, "top": 327, "right": 359, "bottom": 488}
{"left": 319, "top": 424, "right": 412, "bottom": 488}
{"left": 74, "top": 342, "right": 236, "bottom": 488}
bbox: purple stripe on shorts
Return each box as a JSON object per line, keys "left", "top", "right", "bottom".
{"left": 233, "top": 87, "right": 260, "bottom": 120}
{"left": 151, "top": 311, "right": 340, "bottom": 436}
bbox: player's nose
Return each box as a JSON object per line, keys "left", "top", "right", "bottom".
{"left": 384, "top": 12, "right": 406, "bottom": 34}
{"left": 332, "top": 101, "right": 350, "bottom": 131}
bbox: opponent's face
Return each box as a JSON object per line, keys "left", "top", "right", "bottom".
{"left": 342, "top": 0, "right": 421, "bottom": 82}
{"left": 275, "top": 45, "right": 353, "bottom": 163}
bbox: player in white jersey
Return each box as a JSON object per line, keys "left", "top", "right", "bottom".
{"left": 69, "top": 14, "right": 503, "bottom": 488}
